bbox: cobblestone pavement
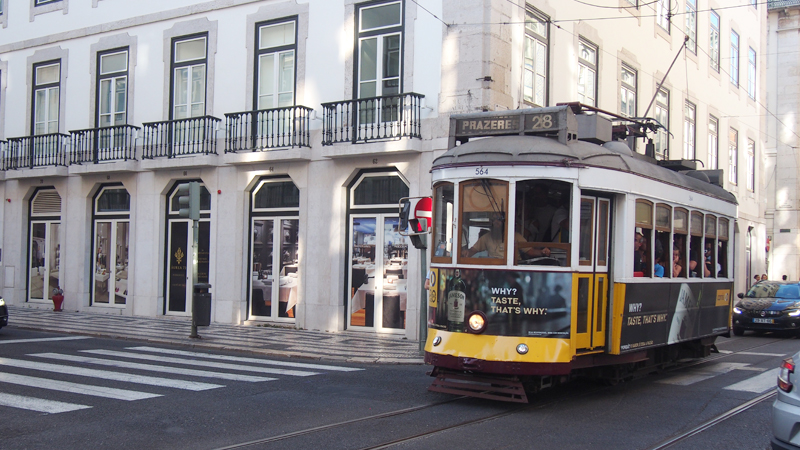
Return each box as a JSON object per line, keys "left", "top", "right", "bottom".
{"left": 4, "top": 306, "right": 425, "bottom": 365}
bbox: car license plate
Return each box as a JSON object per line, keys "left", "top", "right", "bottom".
{"left": 753, "top": 318, "right": 774, "bottom": 324}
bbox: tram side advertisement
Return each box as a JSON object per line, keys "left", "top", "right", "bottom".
{"left": 431, "top": 268, "right": 572, "bottom": 338}
{"left": 618, "top": 282, "right": 732, "bottom": 353}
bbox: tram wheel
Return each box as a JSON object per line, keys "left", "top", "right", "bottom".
{"left": 732, "top": 327, "right": 744, "bottom": 336}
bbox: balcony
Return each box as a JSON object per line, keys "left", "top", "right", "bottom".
{"left": 225, "top": 106, "right": 313, "bottom": 153}
{"left": 322, "top": 92, "right": 424, "bottom": 145}
{"left": 142, "top": 116, "right": 220, "bottom": 159}
{"left": 769, "top": 0, "right": 800, "bottom": 8}
{"left": 70, "top": 125, "right": 140, "bottom": 164}
{"left": 3, "top": 133, "right": 69, "bottom": 170}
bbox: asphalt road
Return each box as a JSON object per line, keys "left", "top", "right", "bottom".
{"left": 0, "top": 325, "right": 793, "bottom": 450}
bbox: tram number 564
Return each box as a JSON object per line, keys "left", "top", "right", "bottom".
{"left": 475, "top": 167, "right": 489, "bottom": 175}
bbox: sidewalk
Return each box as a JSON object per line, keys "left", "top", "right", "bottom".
{"left": 4, "top": 306, "right": 425, "bottom": 365}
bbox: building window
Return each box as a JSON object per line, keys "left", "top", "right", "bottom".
{"left": 657, "top": 0, "right": 670, "bottom": 32}
{"left": 710, "top": 11, "right": 720, "bottom": 73}
{"left": 523, "top": 7, "right": 548, "bottom": 107}
{"left": 256, "top": 19, "right": 296, "bottom": 110}
{"left": 97, "top": 49, "right": 128, "bottom": 128}
{"left": 683, "top": 101, "right": 695, "bottom": 160}
{"left": 748, "top": 47, "right": 756, "bottom": 100}
{"left": 747, "top": 139, "right": 755, "bottom": 192}
{"left": 356, "top": 1, "right": 402, "bottom": 100}
{"left": 32, "top": 61, "right": 61, "bottom": 135}
{"left": 730, "top": 30, "right": 739, "bottom": 87}
{"left": 729, "top": 128, "right": 738, "bottom": 185}
{"left": 709, "top": 115, "right": 718, "bottom": 170}
{"left": 620, "top": 64, "right": 636, "bottom": 118}
{"left": 577, "top": 38, "right": 598, "bottom": 107}
{"left": 35, "top": 0, "right": 61, "bottom": 4}
{"left": 654, "top": 88, "right": 669, "bottom": 159}
{"left": 171, "top": 35, "right": 207, "bottom": 120}
{"left": 686, "top": 0, "right": 697, "bottom": 53}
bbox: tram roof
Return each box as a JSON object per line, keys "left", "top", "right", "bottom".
{"left": 432, "top": 135, "right": 737, "bottom": 205}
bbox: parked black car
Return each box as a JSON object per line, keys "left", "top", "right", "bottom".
{"left": 773, "top": 351, "right": 800, "bottom": 449}
{"left": 0, "top": 296, "right": 7, "bottom": 329}
{"left": 733, "top": 282, "right": 800, "bottom": 336}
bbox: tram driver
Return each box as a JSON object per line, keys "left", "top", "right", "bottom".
{"left": 462, "top": 214, "right": 551, "bottom": 261}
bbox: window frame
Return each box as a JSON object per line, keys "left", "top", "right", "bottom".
{"left": 523, "top": 7, "right": 549, "bottom": 107}
{"left": 96, "top": 48, "right": 129, "bottom": 129}
{"left": 254, "top": 18, "right": 298, "bottom": 111}
{"left": 729, "top": 128, "right": 738, "bottom": 185}
{"left": 686, "top": 0, "right": 697, "bottom": 53}
{"left": 683, "top": 101, "right": 696, "bottom": 160}
{"left": 747, "top": 138, "right": 755, "bottom": 192}
{"left": 708, "top": 115, "right": 719, "bottom": 170}
{"left": 31, "top": 60, "right": 61, "bottom": 136}
{"left": 730, "top": 30, "right": 739, "bottom": 87}
{"left": 577, "top": 38, "right": 598, "bottom": 107}
{"left": 620, "top": 64, "right": 637, "bottom": 118}
{"left": 457, "top": 179, "right": 510, "bottom": 266}
{"left": 710, "top": 11, "right": 720, "bottom": 73}
{"left": 656, "top": 0, "right": 670, "bottom": 32}
{"left": 169, "top": 34, "right": 208, "bottom": 121}
{"left": 354, "top": 0, "right": 404, "bottom": 100}
{"left": 747, "top": 47, "right": 756, "bottom": 100}
{"left": 431, "top": 181, "right": 455, "bottom": 265}
{"left": 654, "top": 88, "right": 669, "bottom": 159}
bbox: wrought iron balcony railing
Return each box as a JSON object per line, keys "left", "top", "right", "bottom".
{"left": 225, "top": 105, "right": 313, "bottom": 153}
{"left": 4, "top": 133, "right": 69, "bottom": 170}
{"left": 142, "top": 116, "right": 220, "bottom": 159}
{"left": 769, "top": 0, "right": 800, "bottom": 9}
{"left": 322, "top": 92, "right": 424, "bottom": 145}
{"left": 70, "top": 124, "right": 140, "bottom": 164}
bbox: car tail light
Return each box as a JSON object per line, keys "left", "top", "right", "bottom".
{"left": 779, "top": 358, "right": 795, "bottom": 393}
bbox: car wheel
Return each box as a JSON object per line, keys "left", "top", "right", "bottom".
{"left": 733, "top": 326, "right": 745, "bottom": 336}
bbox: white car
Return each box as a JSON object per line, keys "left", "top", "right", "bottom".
{"left": 773, "top": 351, "right": 800, "bottom": 449}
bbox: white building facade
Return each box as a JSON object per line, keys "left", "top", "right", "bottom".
{"left": 0, "top": 0, "right": 765, "bottom": 338}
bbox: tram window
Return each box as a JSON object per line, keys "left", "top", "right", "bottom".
{"left": 514, "top": 180, "right": 572, "bottom": 267}
{"left": 673, "top": 208, "right": 688, "bottom": 278}
{"left": 705, "top": 215, "right": 717, "bottom": 278}
{"left": 689, "top": 211, "right": 707, "bottom": 277}
{"left": 718, "top": 218, "right": 729, "bottom": 277}
{"left": 432, "top": 182, "right": 454, "bottom": 263}
{"left": 459, "top": 180, "right": 510, "bottom": 265}
{"left": 634, "top": 200, "right": 654, "bottom": 277}
{"left": 579, "top": 199, "right": 594, "bottom": 266}
{"left": 655, "top": 204, "right": 671, "bottom": 277}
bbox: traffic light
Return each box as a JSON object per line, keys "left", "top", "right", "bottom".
{"left": 177, "top": 181, "right": 200, "bottom": 220}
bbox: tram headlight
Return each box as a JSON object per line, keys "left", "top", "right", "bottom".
{"left": 516, "top": 344, "right": 529, "bottom": 355}
{"left": 467, "top": 311, "right": 487, "bottom": 334}
{"left": 432, "top": 336, "right": 442, "bottom": 346}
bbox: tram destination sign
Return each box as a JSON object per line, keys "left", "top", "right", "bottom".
{"left": 452, "top": 107, "right": 568, "bottom": 140}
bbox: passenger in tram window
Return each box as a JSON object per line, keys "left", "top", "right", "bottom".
{"left": 672, "top": 249, "right": 683, "bottom": 277}
{"left": 523, "top": 184, "right": 556, "bottom": 242}
{"left": 463, "top": 214, "right": 550, "bottom": 259}
{"left": 633, "top": 232, "right": 645, "bottom": 274}
{"left": 654, "top": 245, "right": 665, "bottom": 278}
{"left": 761, "top": 274, "right": 768, "bottom": 281}
{"left": 549, "top": 194, "right": 570, "bottom": 243}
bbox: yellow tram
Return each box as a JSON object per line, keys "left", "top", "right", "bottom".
{"left": 422, "top": 104, "right": 736, "bottom": 402}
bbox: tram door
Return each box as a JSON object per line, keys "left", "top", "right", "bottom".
{"left": 347, "top": 214, "right": 407, "bottom": 332}
{"left": 574, "top": 196, "right": 611, "bottom": 350}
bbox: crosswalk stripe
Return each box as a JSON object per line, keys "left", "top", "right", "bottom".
{"left": 0, "top": 336, "right": 91, "bottom": 345}
{"left": 32, "top": 353, "right": 277, "bottom": 383}
{"left": 0, "top": 392, "right": 91, "bottom": 414}
{"left": 125, "top": 346, "right": 363, "bottom": 372}
{"left": 0, "top": 371, "right": 161, "bottom": 401}
{"left": 81, "top": 349, "right": 320, "bottom": 377}
{"left": 0, "top": 357, "right": 222, "bottom": 391}
{"left": 724, "top": 368, "right": 779, "bottom": 393}
{"left": 657, "top": 363, "right": 754, "bottom": 386}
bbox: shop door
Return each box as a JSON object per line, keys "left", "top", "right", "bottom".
{"left": 250, "top": 218, "right": 299, "bottom": 320}
{"left": 347, "top": 214, "right": 407, "bottom": 332}
{"left": 574, "top": 196, "right": 611, "bottom": 350}
{"left": 166, "top": 220, "right": 210, "bottom": 315}
{"left": 29, "top": 221, "right": 61, "bottom": 302}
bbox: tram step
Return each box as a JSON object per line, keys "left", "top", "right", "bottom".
{"left": 427, "top": 367, "right": 528, "bottom": 403}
